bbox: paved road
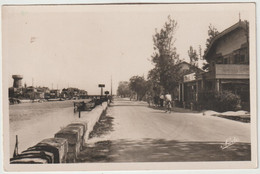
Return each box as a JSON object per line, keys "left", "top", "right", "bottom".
{"left": 77, "top": 98, "right": 251, "bottom": 162}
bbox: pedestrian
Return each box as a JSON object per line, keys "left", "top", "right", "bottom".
{"left": 147, "top": 95, "right": 152, "bottom": 107}
{"left": 160, "top": 94, "right": 164, "bottom": 107}
{"left": 165, "top": 92, "right": 172, "bottom": 113}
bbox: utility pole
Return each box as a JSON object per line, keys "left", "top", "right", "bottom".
{"left": 111, "top": 76, "right": 113, "bottom": 96}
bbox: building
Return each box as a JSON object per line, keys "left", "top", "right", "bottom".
{"left": 179, "top": 20, "right": 250, "bottom": 110}
{"left": 203, "top": 20, "right": 249, "bottom": 109}
{"left": 79, "top": 90, "right": 88, "bottom": 99}
{"left": 50, "top": 89, "right": 61, "bottom": 99}
{"left": 176, "top": 62, "right": 204, "bottom": 108}
{"left": 37, "top": 87, "right": 50, "bottom": 99}
{"left": 61, "top": 87, "right": 81, "bottom": 99}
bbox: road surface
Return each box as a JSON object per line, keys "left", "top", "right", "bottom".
{"left": 77, "top": 98, "right": 251, "bottom": 162}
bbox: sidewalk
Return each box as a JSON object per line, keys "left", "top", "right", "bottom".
{"left": 203, "top": 110, "right": 250, "bottom": 123}
{"left": 148, "top": 104, "right": 250, "bottom": 123}
{"left": 123, "top": 99, "right": 250, "bottom": 123}
{"left": 148, "top": 105, "right": 200, "bottom": 114}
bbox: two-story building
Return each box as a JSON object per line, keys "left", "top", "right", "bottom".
{"left": 203, "top": 20, "right": 249, "bottom": 109}
{"left": 179, "top": 20, "right": 250, "bottom": 110}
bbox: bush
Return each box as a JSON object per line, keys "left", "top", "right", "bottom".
{"left": 174, "top": 100, "right": 183, "bottom": 107}
{"left": 215, "top": 91, "right": 241, "bottom": 112}
{"left": 199, "top": 90, "right": 241, "bottom": 112}
{"left": 191, "top": 101, "right": 201, "bottom": 111}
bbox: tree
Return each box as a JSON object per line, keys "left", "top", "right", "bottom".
{"left": 129, "top": 76, "right": 147, "bottom": 101}
{"left": 244, "top": 20, "right": 249, "bottom": 63}
{"left": 198, "top": 45, "right": 202, "bottom": 60}
{"left": 202, "top": 24, "right": 219, "bottom": 70}
{"left": 148, "top": 16, "right": 181, "bottom": 95}
{"left": 205, "top": 24, "right": 219, "bottom": 50}
{"left": 188, "top": 46, "right": 199, "bottom": 67}
{"left": 117, "top": 81, "right": 131, "bottom": 98}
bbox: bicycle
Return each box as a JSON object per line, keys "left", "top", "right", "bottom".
{"left": 165, "top": 101, "right": 172, "bottom": 113}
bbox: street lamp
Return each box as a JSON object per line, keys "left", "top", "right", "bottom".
{"left": 98, "top": 84, "right": 105, "bottom": 96}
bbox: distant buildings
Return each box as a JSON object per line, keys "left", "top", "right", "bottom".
{"left": 61, "top": 88, "right": 88, "bottom": 99}
{"left": 50, "top": 89, "right": 60, "bottom": 99}
{"left": 9, "top": 76, "right": 88, "bottom": 101}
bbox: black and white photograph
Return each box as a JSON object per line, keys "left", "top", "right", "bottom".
{"left": 1, "top": 2, "right": 257, "bottom": 172}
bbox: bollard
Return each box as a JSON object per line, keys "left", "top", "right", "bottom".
{"left": 55, "top": 127, "right": 81, "bottom": 163}
{"left": 67, "top": 124, "right": 85, "bottom": 150}
{"left": 10, "top": 156, "right": 49, "bottom": 164}
{"left": 19, "top": 150, "right": 54, "bottom": 163}
{"left": 78, "top": 110, "right": 81, "bottom": 118}
{"left": 36, "top": 138, "right": 68, "bottom": 163}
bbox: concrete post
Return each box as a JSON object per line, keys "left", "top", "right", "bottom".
{"left": 196, "top": 81, "right": 199, "bottom": 102}
{"left": 216, "top": 79, "right": 220, "bottom": 92}
{"left": 182, "top": 83, "right": 185, "bottom": 102}
{"left": 178, "top": 83, "right": 181, "bottom": 101}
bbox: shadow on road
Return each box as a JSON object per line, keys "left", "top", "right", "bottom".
{"left": 77, "top": 138, "right": 251, "bottom": 162}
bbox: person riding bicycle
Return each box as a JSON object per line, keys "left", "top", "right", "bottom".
{"left": 164, "top": 92, "right": 172, "bottom": 113}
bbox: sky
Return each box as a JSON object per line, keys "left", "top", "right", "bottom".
{"left": 2, "top": 3, "right": 254, "bottom": 95}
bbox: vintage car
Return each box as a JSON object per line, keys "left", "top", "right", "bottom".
{"left": 73, "top": 101, "right": 95, "bottom": 112}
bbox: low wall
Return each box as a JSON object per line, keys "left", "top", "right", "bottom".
{"left": 78, "top": 102, "right": 107, "bottom": 145}
{"left": 10, "top": 102, "right": 108, "bottom": 163}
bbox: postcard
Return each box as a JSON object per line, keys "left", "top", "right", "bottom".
{"left": 2, "top": 2, "right": 257, "bottom": 172}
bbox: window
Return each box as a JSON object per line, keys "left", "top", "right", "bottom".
{"left": 240, "top": 55, "right": 245, "bottom": 63}
{"left": 233, "top": 48, "right": 248, "bottom": 64}
{"left": 217, "top": 57, "right": 223, "bottom": 64}
{"left": 234, "top": 54, "right": 239, "bottom": 64}
{"left": 235, "top": 54, "right": 246, "bottom": 64}
{"left": 223, "top": 57, "right": 228, "bottom": 64}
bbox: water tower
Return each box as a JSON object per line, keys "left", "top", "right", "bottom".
{"left": 12, "top": 75, "right": 23, "bottom": 88}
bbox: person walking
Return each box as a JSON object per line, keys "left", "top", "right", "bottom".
{"left": 147, "top": 94, "right": 153, "bottom": 107}
{"left": 160, "top": 94, "right": 164, "bottom": 108}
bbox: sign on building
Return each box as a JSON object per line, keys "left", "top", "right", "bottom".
{"left": 183, "top": 73, "right": 196, "bottom": 82}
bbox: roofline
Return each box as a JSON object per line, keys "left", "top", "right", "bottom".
{"left": 175, "top": 61, "right": 190, "bottom": 66}
{"left": 175, "top": 61, "right": 205, "bottom": 72}
{"left": 204, "top": 20, "right": 247, "bottom": 59}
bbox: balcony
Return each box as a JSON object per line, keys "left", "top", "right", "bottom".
{"left": 215, "top": 64, "right": 249, "bottom": 79}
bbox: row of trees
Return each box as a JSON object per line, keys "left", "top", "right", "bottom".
{"left": 117, "top": 76, "right": 149, "bottom": 100}
{"left": 117, "top": 16, "right": 219, "bottom": 101}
